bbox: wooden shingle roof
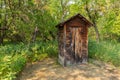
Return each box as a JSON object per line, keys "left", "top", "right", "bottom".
{"left": 56, "top": 13, "right": 93, "bottom": 27}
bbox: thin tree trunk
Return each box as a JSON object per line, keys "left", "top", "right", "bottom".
{"left": 31, "top": 27, "right": 38, "bottom": 43}
{"left": 93, "top": 22, "right": 100, "bottom": 42}
{"left": 0, "top": 32, "right": 4, "bottom": 44}
{"left": 0, "top": 0, "right": 7, "bottom": 44}
{"left": 0, "top": 1, "right": 3, "bottom": 44}
{"left": 60, "top": 0, "right": 68, "bottom": 22}
{"left": 85, "top": 2, "right": 100, "bottom": 42}
{"left": 60, "top": 0, "right": 65, "bottom": 22}
{"left": 0, "top": 39, "right": 3, "bottom": 44}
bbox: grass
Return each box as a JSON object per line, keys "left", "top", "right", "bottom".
{"left": 88, "top": 40, "right": 120, "bottom": 67}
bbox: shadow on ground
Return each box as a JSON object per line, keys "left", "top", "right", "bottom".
{"left": 17, "top": 58, "right": 120, "bottom": 80}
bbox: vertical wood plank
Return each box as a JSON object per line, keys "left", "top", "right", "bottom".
{"left": 63, "top": 24, "right": 67, "bottom": 66}
{"left": 75, "top": 28, "right": 78, "bottom": 62}
{"left": 63, "top": 24, "right": 66, "bottom": 53}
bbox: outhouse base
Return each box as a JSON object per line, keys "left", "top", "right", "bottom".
{"left": 58, "top": 54, "right": 88, "bottom": 66}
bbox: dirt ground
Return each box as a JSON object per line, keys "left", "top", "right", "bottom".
{"left": 17, "top": 58, "right": 120, "bottom": 80}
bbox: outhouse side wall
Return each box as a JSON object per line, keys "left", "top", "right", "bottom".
{"left": 58, "top": 27, "right": 64, "bottom": 57}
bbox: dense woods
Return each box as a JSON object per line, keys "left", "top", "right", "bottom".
{"left": 1, "top": 0, "right": 120, "bottom": 43}
{"left": 0, "top": 0, "right": 120, "bottom": 80}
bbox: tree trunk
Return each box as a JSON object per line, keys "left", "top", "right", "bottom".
{"left": 0, "top": 36, "right": 3, "bottom": 44}
{"left": 31, "top": 27, "right": 38, "bottom": 43}
{"left": 0, "top": 29, "right": 6, "bottom": 44}
{"left": 85, "top": 2, "right": 100, "bottom": 42}
{"left": 93, "top": 23, "right": 100, "bottom": 42}
{"left": 60, "top": 0, "right": 68, "bottom": 22}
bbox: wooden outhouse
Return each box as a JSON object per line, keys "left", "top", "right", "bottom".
{"left": 56, "top": 13, "right": 93, "bottom": 66}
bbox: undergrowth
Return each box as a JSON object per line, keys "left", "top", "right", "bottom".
{"left": 0, "top": 41, "right": 58, "bottom": 80}
{"left": 0, "top": 40, "right": 120, "bottom": 80}
{"left": 89, "top": 40, "right": 120, "bottom": 67}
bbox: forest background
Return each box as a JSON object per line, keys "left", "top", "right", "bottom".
{"left": 0, "top": 0, "right": 120, "bottom": 80}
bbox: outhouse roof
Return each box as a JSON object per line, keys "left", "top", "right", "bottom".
{"left": 56, "top": 13, "right": 93, "bottom": 27}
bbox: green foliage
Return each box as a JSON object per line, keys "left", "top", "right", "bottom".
{"left": 112, "top": 12, "right": 120, "bottom": 37}
{"left": 0, "top": 0, "right": 120, "bottom": 79}
{"left": 1, "top": 0, "right": 120, "bottom": 43}
{"left": 0, "top": 41, "right": 58, "bottom": 80}
{"left": 0, "top": 0, "right": 57, "bottom": 43}
{"left": 27, "top": 41, "right": 58, "bottom": 61}
{"left": 0, "top": 55, "right": 26, "bottom": 80}
{"left": 89, "top": 40, "right": 120, "bottom": 67}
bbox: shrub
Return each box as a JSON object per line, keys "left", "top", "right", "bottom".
{"left": 0, "top": 41, "right": 58, "bottom": 80}
{"left": 88, "top": 40, "right": 120, "bottom": 67}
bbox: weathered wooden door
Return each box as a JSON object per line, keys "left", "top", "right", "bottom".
{"left": 59, "top": 26, "right": 88, "bottom": 66}
{"left": 69, "top": 27, "right": 82, "bottom": 63}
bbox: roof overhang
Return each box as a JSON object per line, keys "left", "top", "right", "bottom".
{"left": 55, "top": 13, "right": 93, "bottom": 28}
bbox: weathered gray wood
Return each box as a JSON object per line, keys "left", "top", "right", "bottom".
{"left": 63, "top": 24, "right": 66, "bottom": 66}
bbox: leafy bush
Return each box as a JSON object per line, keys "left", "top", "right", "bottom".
{"left": 89, "top": 40, "right": 120, "bottom": 67}
{"left": 0, "top": 55, "right": 26, "bottom": 80}
{"left": 0, "top": 41, "right": 58, "bottom": 80}
{"left": 25, "top": 41, "right": 58, "bottom": 62}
